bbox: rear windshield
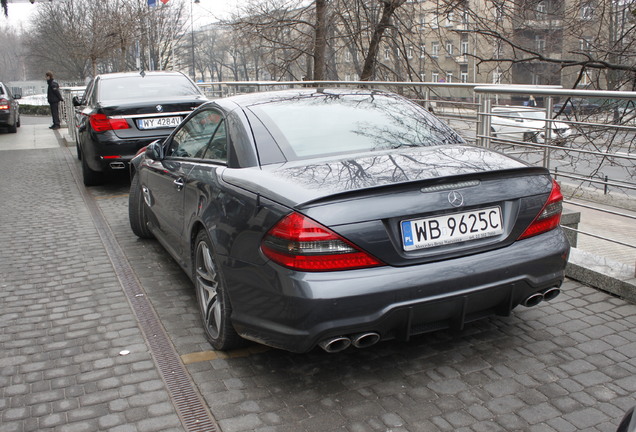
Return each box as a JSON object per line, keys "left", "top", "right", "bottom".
{"left": 98, "top": 75, "right": 201, "bottom": 101}
{"left": 248, "top": 92, "right": 464, "bottom": 160}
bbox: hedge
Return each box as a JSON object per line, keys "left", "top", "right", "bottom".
{"left": 20, "top": 105, "right": 51, "bottom": 116}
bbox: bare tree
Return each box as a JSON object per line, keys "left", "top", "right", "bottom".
{"left": 24, "top": 0, "right": 189, "bottom": 80}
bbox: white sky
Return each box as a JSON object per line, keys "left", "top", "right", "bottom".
{"left": 1, "top": 0, "right": 239, "bottom": 31}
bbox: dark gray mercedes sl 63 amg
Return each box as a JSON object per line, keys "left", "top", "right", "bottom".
{"left": 128, "top": 88, "right": 570, "bottom": 353}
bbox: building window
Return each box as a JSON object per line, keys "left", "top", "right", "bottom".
{"left": 579, "top": 38, "right": 591, "bottom": 52}
{"left": 420, "top": 72, "right": 426, "bottom": 81}
{"left": 432, "top": 72, "right": 439, "bottom": 82}
{"left": 536, "top": 0, "right": 547, "bottom": 17}
{"left": 345, "top": 50, "right": 351, "bottom": 62}
{"left": 535, "top": 35, "right": 546, "bottom": 52}
{"left": 431, "top": 13, "right": 439, "bottom": 29}
{"left": 461, "top": 9, "right": 469, "bottom": 28}
{"left": 580, "top": 69, "right": 592, "bottom": 86}
{"left": 494, "top": 4, "right": 504, "bottom": 22}
{"left": 492, "top": 71, "right": 502, "bottom": 84}
{"left": 446, "top": 41, "right": 454, "bottom": 56}
{"left": 432, "top": 42, "right": 440, "bottom": 57}
{"left": 419, "top": 14, "right": 426, "bottom": 30}
{"left": 445, "top": 12, "right": 454, "bottom": 27}
{"left": 460, "top": 71, "right": 469, "bottom": 83}
{"left": 581, "top": 5, "right": 593, "bottom": 20}
{"left": 408, "top": 45, "right": 414, "bottom": 59}
{"left": 446, "top": 72, "right": 453, "bottom": 83}
{"left": 461, "top": 38, "right": 469, "bottom": 56}
{"left": 420, "top": 45, "right": 426, "bottom": 58}
{"left": 384, "top": 47, "right": 390, "bottom": 60}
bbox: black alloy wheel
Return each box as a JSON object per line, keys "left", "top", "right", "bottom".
{"left": 193, "top": 230, "right": 243, "bottom": 351}
{"left": 128, "top": 174, "right": 154, "bottom": 239}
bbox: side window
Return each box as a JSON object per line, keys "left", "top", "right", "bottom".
{"left": 167, "top": 109, "right": 227, "bottom": 162}
{"left": 83, "top": 80, "right": 96, "bottom": 105}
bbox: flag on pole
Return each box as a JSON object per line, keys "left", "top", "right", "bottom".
{"left": 147, "top": 0, "right": 157, "bottom": 6}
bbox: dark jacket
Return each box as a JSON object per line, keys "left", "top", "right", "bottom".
{"left": 47, "top": 78, "right": 63, "bottom": 104}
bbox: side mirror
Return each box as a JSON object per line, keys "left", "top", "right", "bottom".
{"left": 72, "top": 96, "right": 84, "bottom": 107}
{"left": 145, "top": 140, "right": 164, "bottom": 161}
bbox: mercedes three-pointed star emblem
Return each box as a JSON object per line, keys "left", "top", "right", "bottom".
{"left": 448, "top": 190, "right": 464, "bottom": 207}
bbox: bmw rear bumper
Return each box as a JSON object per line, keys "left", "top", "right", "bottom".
{"left": 225, "top": 228, "right": 570, "bottom": 353}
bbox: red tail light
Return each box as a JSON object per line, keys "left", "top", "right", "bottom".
{"left": 261, "top": 212, "right": 384, "bottom": 271}
{"left": 89, "top": 113, "right": 130, "bottom": 132}
{"left": 518, "top": 179, "right": 563, "bottom": 240}
{"left": 0, "top": 98, "right": 9, "bottom": 110}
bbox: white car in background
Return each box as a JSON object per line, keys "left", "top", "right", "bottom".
{"left": 491, "top": 106, "right": 571, "bottom": 143}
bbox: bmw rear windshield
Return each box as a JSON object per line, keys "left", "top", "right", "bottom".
{"left": 97, "top": 75, "right": 201, "bottom": 101}
{"left": 247, "top": 91, "right": 465, "bottom": 160}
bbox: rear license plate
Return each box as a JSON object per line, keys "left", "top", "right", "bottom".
{"left": 137, "top": 116, "right": 182, "bottom": 130}
{"left": 401, "top": 207, "right": 503, "bottom": 251}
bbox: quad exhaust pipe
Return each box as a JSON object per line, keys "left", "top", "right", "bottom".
{"left": 318, "top": 332, "right": 381, "bottom": 353}
{"left": 522, "top": 287, "right": 561, "bottom": 307}
{"left": 318, "top": 336, "right": 351, "bottom": 353}
{"left": 351, "top": 332, "right": 381, "bottom": 349}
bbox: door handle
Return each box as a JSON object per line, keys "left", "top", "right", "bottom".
{"left": 173, "top": 178, "right": 185, "bottom": 190}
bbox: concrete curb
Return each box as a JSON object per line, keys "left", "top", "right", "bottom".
{"left": 566, "top": 248, "right": 636, "bottom": 303}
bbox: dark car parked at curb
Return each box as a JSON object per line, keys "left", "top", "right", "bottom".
{"left": 73, "top": 71, "right": 207, "bottom": 186}
{"left": 553, "top": 97, "right": 601, "bottom": 116}
{"left": 0, "top": 82, "right": 21, "bottom": 133}
{"left": 129, "top": 88, "right": 570, "bottom": 354}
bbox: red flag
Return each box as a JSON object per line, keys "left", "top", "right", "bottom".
{"left": 161, "top": 0, "right": 169, "bottom": 3}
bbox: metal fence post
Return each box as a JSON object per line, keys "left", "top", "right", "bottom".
{"left": 543, "top": 96, "right": 554, "bottom": 170}
{"left": 478, "top": 95, "right": 492, "bottom": 149}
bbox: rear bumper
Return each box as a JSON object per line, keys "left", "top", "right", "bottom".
{"left": 0, "top": 111, "right": 13, "bottom": 126}
{"left": 82, "top": 132, "right": 166, "bottom": 173}
{"left": 224, "top": 228, "right": 570, "bottom": 353}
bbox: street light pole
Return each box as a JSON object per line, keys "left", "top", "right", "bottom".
{"left": 191, "top": 0, "right": 199, "bottom": 81}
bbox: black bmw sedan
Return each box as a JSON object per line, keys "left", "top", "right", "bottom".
{"left": 73, "top": 71, "right": 207, "bottom": 186}
{"left": 129, "top": 88, "right": 570, "bottom": 353}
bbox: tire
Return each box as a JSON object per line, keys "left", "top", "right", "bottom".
{"left": 523, "top": 132, "right": 538, "bottom": 142}
{"left": 16, "top": 114, "right": 20, "bottom": 128}
{"left": 7, "top": 120, "right": 17, "bottom": 133}
{"left": 128, "top": 174, "right": 154, "bottom": 239}
{"left": 76, "top": 142, "right": 82, "bottom": 160}
{"left": 193, "top": 230, "right": 244, "bottom": 351}
{"left": 81, "top": 153, "right": 103, "bottom": 186}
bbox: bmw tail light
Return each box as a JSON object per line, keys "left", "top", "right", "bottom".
{"left": 261, "top": 212, "right": 384, "bottom": 271}
{"left": 89, "top": 113, "right": 130, "bottom": 132}
{"left": 518, "top": 179, "right": 563, "bottom": 240}
{"left": 0, "top": 98, "right": 9, "bottom": 110}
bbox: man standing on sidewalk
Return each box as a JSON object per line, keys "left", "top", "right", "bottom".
{"left": 46, "top": 71, "right": 63, "bottom": 130}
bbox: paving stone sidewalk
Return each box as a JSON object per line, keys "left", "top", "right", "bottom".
{"left": 0, "top": 147, "right": 184, "bottom": 432}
